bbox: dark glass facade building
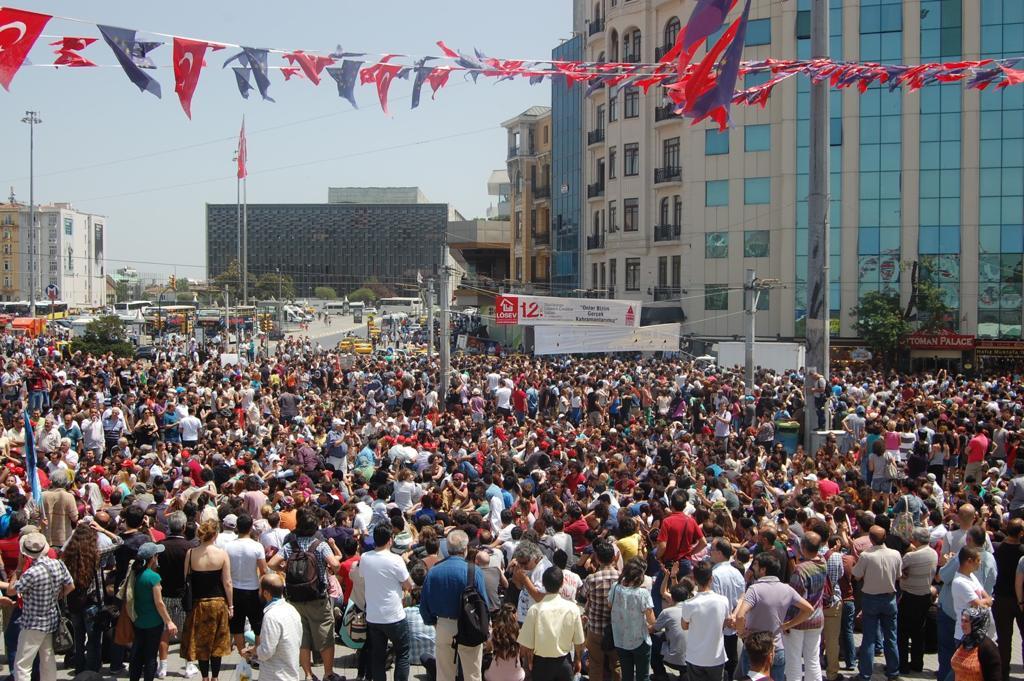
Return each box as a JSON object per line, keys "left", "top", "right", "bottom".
{"left": 550, "top": 35, "right": 584, "bottom": 292}
{"left": 206, "top": 203, "right": 447, "bottom": 295}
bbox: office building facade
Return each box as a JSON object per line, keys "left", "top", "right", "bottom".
{"left": 551, "top": 35, "right": 586, "bottom": 293}
{"left": 580, "top": 0, "right": 1023, "bottom": 354}
{"left": 206, "top": 201, "right": 447, "bottom": 297}
{"left": 503, "top": 106, "right": 553, "bottom": 289}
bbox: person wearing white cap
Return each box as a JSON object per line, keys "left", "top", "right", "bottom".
{"left": 216, "top": 514, "right": 239, "bottom": 548}
{"left": 7, "top": 532, "right": 74, "bottom": 681}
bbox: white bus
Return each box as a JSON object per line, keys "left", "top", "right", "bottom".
{"left": 113, "top": 300, "right": 152, "bottom": 315}
{"left": 378, "top": 297, "right": 422, "bottom": 316}
{"left": 324, "top": 301, "right": 349, "bottom": 315}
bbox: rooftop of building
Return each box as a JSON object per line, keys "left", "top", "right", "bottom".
{"left": 501, "top": 105, "right": 552, "bottom": 128}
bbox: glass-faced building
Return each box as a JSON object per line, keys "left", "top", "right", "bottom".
{"left": 579, "top": 0, "right": 1024, "bottom": 363}
{"left": 206, "top": 202, "right": 447, "bottom": 296}
{"left": 551, "top": 34, "right": 585, "bottom": 293}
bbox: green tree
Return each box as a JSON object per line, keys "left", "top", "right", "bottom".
{"left": 909, "top": 278, "right": 951, "bottom": 332}
{"left": 314, "top": 286, "right": 338, "bottom": 300}
{"left": 114, "top": 280, "right": 129, "bottom": 302}
{"left": 347, "top": 287, "right": 378, "bottom": 303}
{"left": 254, "top": 272, "right": 295, "bottom": 300}
{"left": 212, "top": 260, "right": 256, "bottom": 300}
{"left": 174, "top": 277, "right": 190, "bottom": 292}
{"left": 852, "top": 292, "right": 909, "bottom": 358}
{"left": 72, "top": 315, "right": 135, "bottom": 358}
{"left": 363, "top": 276, "right": 395, "bottom": 299}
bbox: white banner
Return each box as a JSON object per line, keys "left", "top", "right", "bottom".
{"left": 534, "top": 323, "right": 679, "bottom": 355}
{"left": 495, "top": 294, "right": 641, "bottom": 327}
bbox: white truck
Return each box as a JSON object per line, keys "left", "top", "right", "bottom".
{"left": 714, "top": 341, "right": 805, "bottom": 375}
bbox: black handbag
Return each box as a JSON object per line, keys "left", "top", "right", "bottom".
{"left": 181, "top": 549, "right": 194, "bottom": 611}
{"left": 53, "top": 605, "right": 74, "bottom": 655}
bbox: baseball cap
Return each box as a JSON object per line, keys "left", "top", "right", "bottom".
{"left": 137, "top": 542, "right": 166, "bottom": 561}
{"left": 222, "top": 514, "right": 238, "bottom": 529}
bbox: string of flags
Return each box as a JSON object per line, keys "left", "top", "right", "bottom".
{"left": 0, "top": 5, "right": 1021, "bottom": 128}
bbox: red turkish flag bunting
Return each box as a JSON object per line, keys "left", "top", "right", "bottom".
{"left": 173, "top": 37, "right": 223, "bottom": 119}
{"left": 284, "top": 51, "right": 334, "bottom": 85}
{"left": 51, "top": 37, "right": 98, "bottom": 68}
{"left": 0, "top": 8, "right": 51, "bottom": 90}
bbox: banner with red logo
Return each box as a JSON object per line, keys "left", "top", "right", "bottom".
{"left": 495, "top": 294, "right": 641, "bottom": 328}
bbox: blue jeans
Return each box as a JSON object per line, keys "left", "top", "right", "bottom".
{"left": 368, "top": 619, "right": 410, "bottom": 681}
{"left": 859, "top": 593, "right": 899, "bottom": 679}
{"left": 28, "top": 390, "right": 46, "bottom": 413}
{"left": 936, "top": 608, "right": 956, "bottom": 681}
{"left": 739, "top": 645, "right": 785, "bottom": 681}
{"left": 617, "top": 641, "right": 651, "bottom": 681}
{"left": 840, "top": 600, "right": 856, "bottom": 668}
{"left": 70, "top": 608, "right": 103, "bottom": 673}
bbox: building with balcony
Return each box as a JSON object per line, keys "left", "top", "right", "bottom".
{"left": 503, "top": 106, "right": 554, "bottom": 290}
{"left": 486, "top": 170, "right": 511, "bottom": 219}
{"left": 580, "top": 0, "right": 1023, "bottom": 354}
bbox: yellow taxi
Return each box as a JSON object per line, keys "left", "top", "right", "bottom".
{"left": 353, "top": 342, "right": 374, "bottom": 355}
{"left": 337, "top": 338, "right": 355, "bottom": 352}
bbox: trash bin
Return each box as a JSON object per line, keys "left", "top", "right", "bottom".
{"left": 774, "top": 420, "right": 801, "bottom": 454}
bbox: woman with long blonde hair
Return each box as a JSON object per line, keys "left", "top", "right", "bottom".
{"left": 179, "top": 519, "right": 232, "bottom": 681}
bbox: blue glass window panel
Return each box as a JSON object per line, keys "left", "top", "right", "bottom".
{"left": 980, "top": 169, "right": 1002, "bottom": 196}
{"left": 859, "top": 228, "right": 880, "bottom": 255}
{"left": 940, "top": 198, "right": 961, "bottom": 226}
{"left": 1002, "top": 225, "right": 1024, "bottom": 252}
{"left": 941, "top": 84, "right": 961, "bottom": 109}
{"left": 1005, "top": 25, "right": 1024, "bottom": 53}
{"left": 920, "top": 199, "right": 940, "bottom": 225}
{"left": 919, "top": 114, "right": 940, "bottom": 142}
{"left": 745, "top": 70, "right": 770, "bottom": 88}
{"left": 879, "top": 227, "right": 900, "bottom": 252}
{"left": 940, "top": 170, "right": 960, "bottom": 196}
{"left": 920, "top": 142, "right": 941, "bottom": 169}
{"left": 1002, "top": 168, "right": 1023, "bottom": 196}
{"left": 706, "top": 180, "right": 729, "bottom": 206}
{"left": 980, "top": 140, "right": 1002, "bottom": 166}
{"left": 980, "top": 111, "right": 1002, "bottom": 139}
{"left": 861, "top": 145, "right": 880, "bottom": 170}
{"left": 861, "top": 173, "right": 880, "bottom": 199}
{"left": 979, "top": 225, "right": 1001, "bottom": 253}
{"left": 1007, "top": 1, "right": 1024, "bottom": 23}
{"left": 920, "top": 171, "right": 940, "bottom": 198}
{"left": 942, "top": 141, "right": 961, "bottom": 167}
{"left": 879, "top": 200, "right": 902, "bottom": 227}
{"left": 940, "top": 225, "right": 960, "bottom": 252}
{"left": 705, "top": 129, "right": 730, "bottom": 155}
{"left": 1004, "top": 110, "right": 1024, "bottom": 139}
{"left": 1004, "top": 197, "right": 1024, "bottom": 224}
{"left": 860, "top": 200, "right": 880, "bottom": 226}
{"left": 745, "top": 124, "right": 770, "bottom": 152}
{"left": 982, "top": 0, "right": 1002, "bottom": 25}
{"left": 980, "top": 197, "right": 1002, "bottom": 223}
{"left": 796, "top": 174, "right": 809, "bottom": 199}
{"left": 879, "top": 146, "right": 901, "bottom": 171}
{"left": 879, "top": 172, "right": 901, "bottom": 199}
{"left": 744, "top": 177, "right": 770, "bottom": 205}
{"left": 920, "top": 225, "right": 939, "bottom": 251}
{"left": 746, "top": 19, "right": 771, "bottom": 46}
{"left": 861, "top": 6, "right": 880, "bottom": 33}
{"left": 880, "top": 92, "right": 902, "bottom": 116}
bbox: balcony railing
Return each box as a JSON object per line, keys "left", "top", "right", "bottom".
{"left": 587, "top": 128, "right": 606, "bottom": 145}
{"left": 654, "top": 44, "right": 674, "bottom": 61}
{"left": 654, "top": 104, "right": 677, "bottom": 122}
{"left": 623, "top": 53, "right": 641, "bottom": 63}
{"left": 654, "top": 166, "right": 682, "bottom": 183}
{"left": 588, "top": 18, "right": 605, "bottom": 36}
{"left": 653, "top": 286, "right": 682, "bottom": 302}
{"left": 654, "top": 223, "right": 682, "bottom": 242}
{"left": 532, "top": 184, "right": 550, "bottom": 199}
{"left": 587, "top": 182, "right": 605, "bottom": 198}
{"left": 532, "top": 231, "right": 550, "bottom": 248}
{"left": 508, "top": 145, "right": 519, "bottom": 158}
{"left": 587, "top": 234, "right": 605, "bottom": 250}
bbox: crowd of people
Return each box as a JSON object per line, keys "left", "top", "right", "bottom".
{"left": 0, "top": 327, "right": 1019, "bottom": 681}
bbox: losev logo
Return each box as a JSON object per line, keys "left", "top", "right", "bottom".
{"left": 625, "top": 305, "right": 635, "bottom": 326}
{"left": 495, "top": 295, "right": 519, "bottom": 324}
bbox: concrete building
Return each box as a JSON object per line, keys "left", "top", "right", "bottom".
{"left": 0, "top": 199, "right": 106, "bottom": 306}
{"left": 448, "top": 217, "right": 511, "bottom": 308}
{"left": 503, "top": 106, "right": 553, "bottom": 290}
{"left": 580, "top": 0, "right": 1023, "bottom": 364}
{"left": 207, "top": 187, "right": 449, "bottom": 297}
{"left": 486, "top": 171, "right": 511, "bottom": 220}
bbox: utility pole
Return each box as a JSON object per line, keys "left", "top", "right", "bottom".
{"left": 440, "top": 267, "right": 451, "bottom": 409}
{"left": 224, "top": 285, "right": 230, "bottom": 351}
{"left": 22, "top": 111, "right": 41, "bottom": 317}
{"left": 744, "top": 270, "right": 780, "bottom": 395}
{"left": 426, "top": 277, "right": 436, "bottom": 359}
{"left": 805, "top": 0, "right": 830, "bottom": 450}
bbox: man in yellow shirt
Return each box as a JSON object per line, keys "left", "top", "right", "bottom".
{"left": 517, "top": 566, "right": 585, "bottom": 681}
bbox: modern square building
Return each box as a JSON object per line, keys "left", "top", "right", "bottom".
{"left": 206, "top": 189, "right": 447, "bottom": 297}
{"left": 579, "top": 0, "right": 1023, "bottom": 365}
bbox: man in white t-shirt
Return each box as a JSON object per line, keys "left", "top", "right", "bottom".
{"left": 358, "top": 525, "right": 413, "bottom": 681}
{"left": 224, "top": 514, "right": 269, "bottom": 653}
{"left": 179, "top": 408, "right": 203, "bottom": 446}
{"left": 950, "top": 546, "right": 996, "bottom": 642}
{"left": 495, "top": 379, "right": 513, "bottom": 417}
{"left": 681, "top": 561, "right": 730, "bottom": 681}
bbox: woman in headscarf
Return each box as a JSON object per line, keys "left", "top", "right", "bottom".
{"left": 951, "top": 606, "right": 1001, "bottom": 681}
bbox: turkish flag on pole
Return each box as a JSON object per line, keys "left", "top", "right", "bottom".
{"left": 0, "top": 8, "right": 52, "bottom": 90}
{"left": 173, "top": 37, "right": 222, "bottom": 119}
{"left": 237, "top": 118, "right": 247, "bottom": 179}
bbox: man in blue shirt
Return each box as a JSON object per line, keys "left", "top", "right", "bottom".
{"left": 419, "top": 530, "right": 490, "bottom": 681}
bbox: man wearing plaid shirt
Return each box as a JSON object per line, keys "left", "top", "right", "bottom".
{"left": 579, "top": 540, "right": 620, "bottom": 681}
{"left": 404, "top": 600, "right": 436, "bottom": 679}
{"left": 9, "top": 532, "right": 74, "bottom": 681}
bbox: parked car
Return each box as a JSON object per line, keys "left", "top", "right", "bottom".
{"left": 135, "top": 345, "right": 157, "bottom": 361}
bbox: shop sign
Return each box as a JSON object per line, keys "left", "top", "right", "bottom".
{"left": 904, "top": 329, "right": 975, "bottom": 350}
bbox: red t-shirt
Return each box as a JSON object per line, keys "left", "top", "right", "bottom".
{"left": 512, "top": 389, "right": 527, "bottom": 413}
{"left": 564, "top": 517, "right": 591, "bottom": 553}
{"left": 658, "top": 511, "right": 704, "bottom": 561}
{"left": 818, "top": 478, "right": 841, "bottom": 500}
{"left": 967, "top": 434, "right": 989, "bottom": 463}
{"left": 339, "top": 555, "right": 359, "bottom": 603}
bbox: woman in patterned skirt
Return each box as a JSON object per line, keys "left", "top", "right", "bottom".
{"left": 180, "top": 519, "right": 232, "bottom": 681}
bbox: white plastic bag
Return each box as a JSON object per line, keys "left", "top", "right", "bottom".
{"left": 232, "top": 659, "right": 254, "bottom": 681}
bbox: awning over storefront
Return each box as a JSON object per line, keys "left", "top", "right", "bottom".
{"left": 974, "top": 340, "right": 1024, "bottom": 359}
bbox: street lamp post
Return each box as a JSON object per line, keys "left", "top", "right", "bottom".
{"left": 21, "top": 111, "right": 41, "bottom": 317}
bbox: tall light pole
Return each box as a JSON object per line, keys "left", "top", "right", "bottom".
{"left": 21, "top": 111, "right": 41, "bottom": 317}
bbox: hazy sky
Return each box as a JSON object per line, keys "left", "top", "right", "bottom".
{"left": 0, "top": 1, "right": 572, "bottom": 279}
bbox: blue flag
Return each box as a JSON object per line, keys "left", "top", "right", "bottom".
{"left": 233, "top": 67, "right": 253, "bottom": 99}
{"left": 326, "top": 60, "right": 362, "bottom": 109}
{"left": 224, "top": 47, "right": 274, "bottom": 101}
{"left": 98, "top": 25, "right": 162, "bottom": 98}
{"left": 410, "top": 57, "right": 436, "bottom": 109}
{"left": 22, "top": 412, "right": 41, "bottom": 506}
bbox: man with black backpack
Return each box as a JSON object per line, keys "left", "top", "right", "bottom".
{"left": 419, "top": 530, "right": 491, "bottom": 681}
{"left": 267, "top": 506, "right": 341, "bottom": 681}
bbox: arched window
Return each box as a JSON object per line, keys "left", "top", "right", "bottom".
{"left": 594, "top": 2, "right": 601, "bottom": 21}
{"left": 673, "top": 195, "right": 682, "bottom": 226}
{"left": 609, "top": 29, "right": 619, "bottom": 61}
{"left": 664, "top": 18, "right": 681, "bottom": 50}
{"left": 623, "top": 29, "right": 641, "bottom": 62}
{"left": 660, "top": 197, "right": 670, "bottom": 225}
